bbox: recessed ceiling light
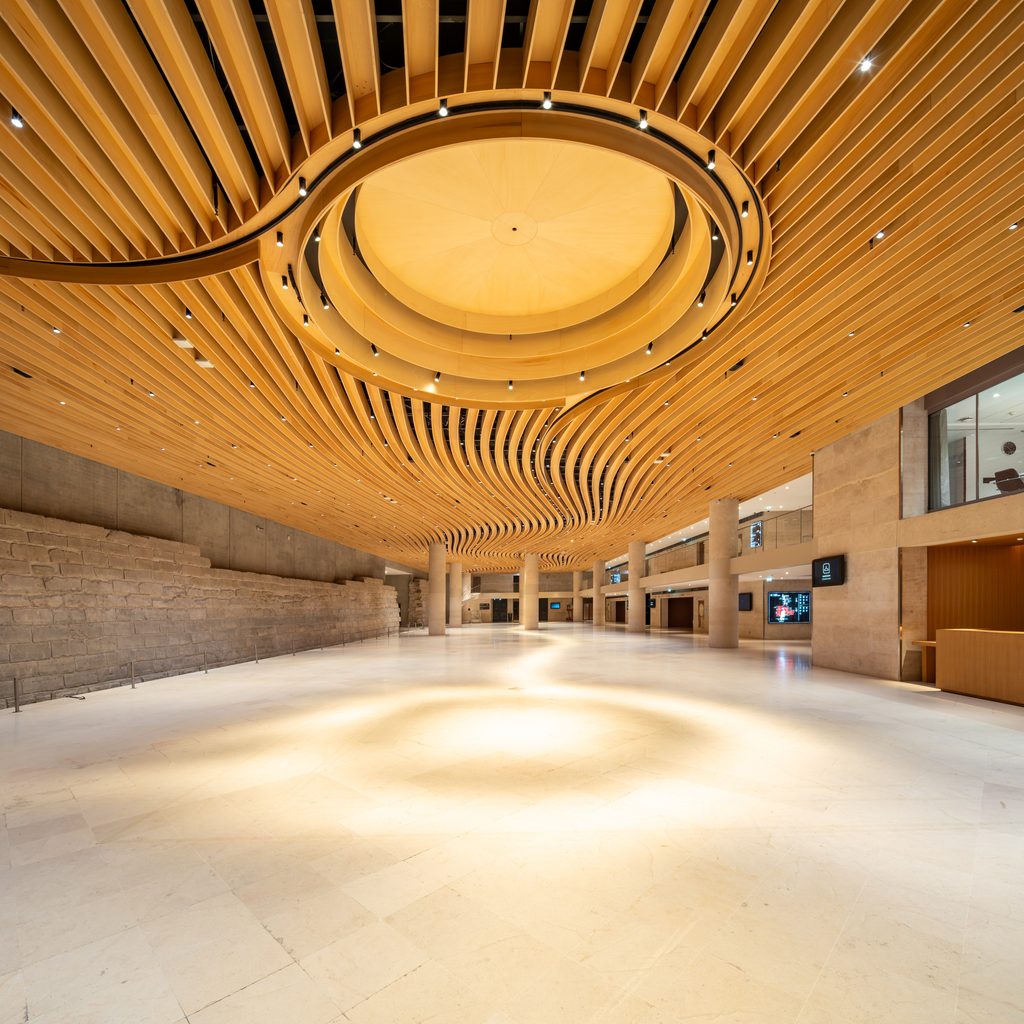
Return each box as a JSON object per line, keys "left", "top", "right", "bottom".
{"left": 10, "top": 108, "right": 24, "bottom": 128}
{"left": 1010, "top": 222, "right": 1018, "bottom": 231}
{"left": 352, "top": 128, "right": 362, "bottom": 149}
{"left": 707, "top": 149, "right": 716, "bottom": 170}
{"left": 542, "top": 91, "right": 552, "bottom": 109}
{"left": 638, "top": 110, "right": 648, "bottom": 130}
{"left": 859, "top": 57, "right": 873, "bottom": 72}
{"left": 298, "top": 176, "right": 307, "bottom": 196}
{"left": 875, "top": 230, "right": 885, "bottom": 240}
{"left": 438, "top": 98, "right": 448, "bottom": 117}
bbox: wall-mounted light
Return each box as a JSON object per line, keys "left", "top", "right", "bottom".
{"left": 542, "top": 91, "right": 552, "bottom": 109}
{"left": 707, "top": 149, "right": 716, "bottom": 170}
{"left": 298, "top": 176, "right": 307, "bottom": 197}
{"left": 438, "top": 98, "right": 448, "bottom": 117}
{"left": 352, "top": 128, "right": 362, "bottom": 149}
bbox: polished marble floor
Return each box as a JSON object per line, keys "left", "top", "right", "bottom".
{"left": 1, "top": 625, "right": 1023, "bottom": 1024}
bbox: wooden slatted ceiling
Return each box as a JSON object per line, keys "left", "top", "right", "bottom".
{"left": 0, "top": 0, "right": 1022, "bottom": 571}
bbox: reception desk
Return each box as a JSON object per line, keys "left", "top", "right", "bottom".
{"left": 936, "top": 629, "right": 1024, "bottom": 705}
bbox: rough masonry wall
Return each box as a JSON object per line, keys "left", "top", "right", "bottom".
{"left": 0, "top": 430, "right": 383, "bottom": 582}
{"left": 0, "top": 507, "right": 399, "bottom": 708}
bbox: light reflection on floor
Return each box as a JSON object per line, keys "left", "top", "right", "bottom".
{"left": 1, "top": 625, "right": 1022, "bottom": 1024}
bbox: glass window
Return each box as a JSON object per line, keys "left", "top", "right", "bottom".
{"left": 929, "top": 396, "right": 976, "bottom": 509}
{"left": 928, "top": 368, "right": 1024, "bottom": 508}
{"left": 978, "top": 379, "right": 1024, "bottom": 499}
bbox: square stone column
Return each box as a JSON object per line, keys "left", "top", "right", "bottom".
{"left": 428, "top": 541, "right": 446, "bottom": 636}
{"left": 708, "top": 498, "right": 739, "bottom": 648}
{"left": 448, "top": 560, "right": 463, "bottom": 627}
{"left": 572, "top": 570, "right": 583, "bottom": 623}
{"left": 521, "top": 553, "right": 540, "bottom": 630}
{"left": 627, "top": 540, "right": 646, "bottom": 633}
{"left": 592, "top": 559, "right": 606, "bottom": 627}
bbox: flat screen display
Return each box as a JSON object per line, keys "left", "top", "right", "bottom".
{"left": 749, "top": 521, "right": 763, "bottom": 548}
{"left": 812, "top": 555, "right": 846, "bottom": 587}
{"left": 550, "top": 601, "right": 561, "bottom": 609}
{"left": 738, "top": 592, "right": 753, "bottom": 612}
{"left": 609, "top": 571, "right": 622, "bottom": 584}
{"left": 767, "top": 591, "right": 811, "bottom": 624}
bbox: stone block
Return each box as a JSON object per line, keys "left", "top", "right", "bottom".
{"left": 10, "top": 641, "right": 51, "bottom": 662}
{"left": 2, "top": 574, "right": 45, "bottom": 593}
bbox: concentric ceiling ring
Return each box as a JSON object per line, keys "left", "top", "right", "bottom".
{"left": 262, "top": 98, "right": 771, "bottom": 410}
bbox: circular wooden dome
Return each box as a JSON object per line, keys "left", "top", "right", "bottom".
{"left": 354, "top": 139, "right": 676, "bottom": 334}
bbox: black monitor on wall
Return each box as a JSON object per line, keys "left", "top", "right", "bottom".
{"left": 812, "top": 555, "right": 846, "bottom": 587}
{"left": 738, "top": 592, "right": 753, "bottom": 612}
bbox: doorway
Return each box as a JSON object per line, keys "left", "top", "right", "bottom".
{"left": 667, "top": 596, "right": 694, "bottom": 630}
{"left": 539, "top": 598, "right": 549, "bottom": 622}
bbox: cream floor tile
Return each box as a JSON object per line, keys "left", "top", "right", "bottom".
{"left": 140, "top": 892, "right": 292, "bottom": 1015}
{"left": 235, "top": 864, "right": 375, "bottom": 959}
{"left": 187, "top": 964, "right": 340, "bottom": 1024}
{"left": 19, "top": 929, "right": 183, "bottom": 1024}
{"left": 299, "top": 920, "right": 427, "bottom": 1012}
{"left": 0, "top": 970, "right": 25, "bottom": 1024}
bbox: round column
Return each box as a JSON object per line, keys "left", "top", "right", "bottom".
{"left": 572, "top": 570, "right": 583, "bottom": 623}
{"left": 592, "top": 559, "right": 606, "bottom": 627}
{"left": 428, "top": 541, "right": 446, "bottom": 636}
{"left": 522, "top": 553, "right": 540, "bottom": 630}
{"left": 709, "top": 498, "right": 739, "bottom": 648}
{"left": 627, "top": 539, "right": 646, "bottom": 633}
{"left": 448, "top": 561, "right": 463, "bottom": 628}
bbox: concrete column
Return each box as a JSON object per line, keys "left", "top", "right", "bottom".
{"left": 627, "top": 540, "right": 646, "bottom": 633}
{"left": 428, "top": 541, "right": 446, "bottom": 636}
{"left": 572, "top": 571, "right": 583, "bottom": 623}
{"left": 521, "top": 553, "right": 540, "bottom": 630}
{"left": 592, "top": 559, "right": 605, "bottom": 627}
{"left": 448, "top": 560, "right": 462, "bottom": 628}
{"left": 708, "top": 498, "right": 739, "bottom": 648}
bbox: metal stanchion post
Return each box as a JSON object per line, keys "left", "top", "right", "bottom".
{"left": 13, "top": 677, "right": 20, "bottom": 713}
{"left": 130, "top": 661, "right": 136, "bottom": 689}
{"left": 203, "top": 651, "right": 208, "bottom": 675}
{"left": 254, "top": 642, "right": 259, "bottom": 664}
